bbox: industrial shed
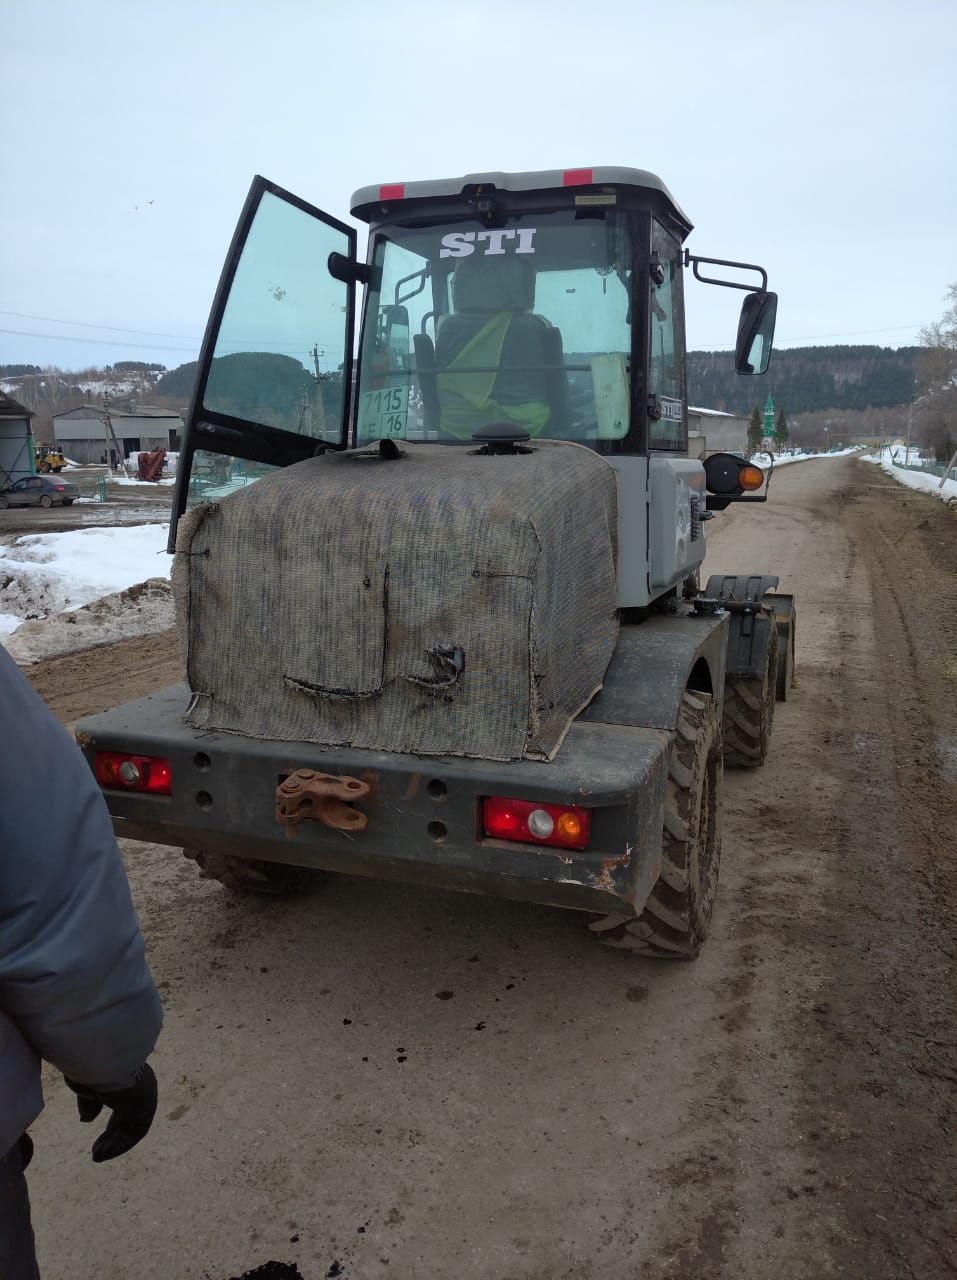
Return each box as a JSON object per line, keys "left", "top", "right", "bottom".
{"left": 53, "top": 405, "right": 182, "bottom": 466}
{"left": 688, "top": 406, "right": 749, "bottom": 453}
{"left": 0, "top": 392, "right": 37, "bottom": 486}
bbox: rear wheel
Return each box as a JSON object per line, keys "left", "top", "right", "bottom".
{"left": 183, "top": 847, "right": 328, "bottom": 895}
{"left": 722, "top": 619, "right": 778, "bottom": 768}
{"left": 39, "top": 494, "right": 53, "bottom": 508}
{"left": 0, "top": 495, "right": 8, "bottom": 510}
{"left": 590, "top": 690, "right": 722, "bottom": 958}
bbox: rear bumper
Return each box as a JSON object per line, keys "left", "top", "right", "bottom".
{"left": 77, "top": 684, "right": 672, "bottom": 916}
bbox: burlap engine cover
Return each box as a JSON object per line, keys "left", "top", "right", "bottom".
{"left": 173, "top": 441, "right": 618, "bottom": 761}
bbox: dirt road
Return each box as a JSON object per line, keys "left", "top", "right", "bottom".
{"left": 23, "top": 458, "right": 957, "bottom": 1279}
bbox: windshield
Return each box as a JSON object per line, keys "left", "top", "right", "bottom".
{"left": 355, "top": 209, "right": 635, "bottom": 449}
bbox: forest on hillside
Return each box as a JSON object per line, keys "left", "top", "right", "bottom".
{"left": 3, "top": 343, "right": 943, "bottom": 455}
{"left": 153, "top": 344, "right": 923, "bottom": 418}
{"left": 688, "top": 345, "right": 921, "bottom": 416}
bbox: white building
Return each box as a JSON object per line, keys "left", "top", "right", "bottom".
{"left": 687, "top": 406, "right": 749, "bottom": 454}
{"left": 53, "top": 405, "right": 182, "bottom": 467}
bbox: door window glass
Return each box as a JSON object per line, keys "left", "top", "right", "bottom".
{"left": 648, "top": 221, "right": 687, "bottom": 450}
{"left": 203, "top": 191, "right": 351, "bottom": 442}
{"left": 184, "top": 450, "right": 280, "bottom": 508}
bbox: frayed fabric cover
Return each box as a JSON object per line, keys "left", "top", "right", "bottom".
{"left": 173, "top": 440, "right": 618, "bottom": 761}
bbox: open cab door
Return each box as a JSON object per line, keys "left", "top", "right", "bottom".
{"left": 169, "top": 176, "right": 357, "bottom": 550}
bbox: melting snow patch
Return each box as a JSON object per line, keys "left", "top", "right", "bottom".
{"left": 861, "top": 449, "right": 957, "bottom": 506}
{"left": 0, "top": 524, "right": 171, "bottom": 638}
{"left": 4, "top": 578, "right": 175, "bottom": 664}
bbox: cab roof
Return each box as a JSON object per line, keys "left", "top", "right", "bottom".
{"left": 350, "top": 166, "right": 692, "bottom": 235}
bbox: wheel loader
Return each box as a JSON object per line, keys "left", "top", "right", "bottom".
{"left": 35, "top": 446, "right": 67, "bottom": 473}
{"left": 75, "top": 167, "right": 794, "bottom": 957}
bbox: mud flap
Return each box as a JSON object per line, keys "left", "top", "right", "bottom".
{"left": 702, "top": 573, "right": 779, "bottom": 680}
{"left": 765, "top": 593, "right": 796, "bottom": 701}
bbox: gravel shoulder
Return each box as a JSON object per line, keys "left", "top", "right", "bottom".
{"left": 23, "top": 458, "right": 957, "bottom": 1280}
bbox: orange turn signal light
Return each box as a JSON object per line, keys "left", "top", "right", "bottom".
{"left": 738, "top": 465, "right": 765, "bottom": 491}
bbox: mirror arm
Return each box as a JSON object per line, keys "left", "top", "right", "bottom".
{"left": 328, "top": 252, "right": 374, "bottom": 287}
{"left": 684, "top": 251, "right": 768, "bottom": 293}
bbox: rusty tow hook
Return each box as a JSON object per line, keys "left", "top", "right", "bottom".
{"left": 275, "top": 769, "right": 371, "bottom": 832}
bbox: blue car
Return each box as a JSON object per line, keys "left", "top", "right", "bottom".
{"left": 0, "top": 475, "right": 80, "bottom": 509}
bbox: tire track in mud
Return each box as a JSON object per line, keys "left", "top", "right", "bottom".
{"left": 23, "top": 625, "right": 180, "bottom": 726}
{"left": 640, "top": 462, "right": 957, "bottom": 1278}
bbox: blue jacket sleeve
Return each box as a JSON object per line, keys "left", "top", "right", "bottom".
{"left": 0, "top": 647, "right": 163, "bottom": 1084}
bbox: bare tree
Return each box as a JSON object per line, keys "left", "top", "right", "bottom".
{"left": 916, "top": 284, "right": 957, "bottom": 461}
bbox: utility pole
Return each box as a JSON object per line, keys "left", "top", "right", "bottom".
{"left": 939, "top": 444, "right": 957, "bottom": 489}
{"left": 311, "top": 345, "right": 327, "bottom": 437}
{"left": 102, "top": 395, "right": 130, "bottom": 478}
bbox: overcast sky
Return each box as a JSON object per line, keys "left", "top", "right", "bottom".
{"left": 3, "top": 0, "right": 955, "bottom": 374}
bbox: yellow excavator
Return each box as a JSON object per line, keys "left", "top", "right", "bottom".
{"left": 35, "top": 446, "right": 67, "bottom": 473}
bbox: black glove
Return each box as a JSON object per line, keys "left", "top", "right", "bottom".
{"left": 65, "top": 1063, "right": 158, "bottom": 1163}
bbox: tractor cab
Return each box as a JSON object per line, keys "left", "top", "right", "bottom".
{"left": 349, "top": 169, "right": 688, "bottom": 453}
{"left": 170, "top": 169, "right": 776, "bottom": 604}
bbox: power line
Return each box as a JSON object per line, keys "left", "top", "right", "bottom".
{"left": 776, "top": 324, "right": 924, "bottom": 342}
{"left": 693, "top": 323, "right": 925, "bottom": 347}
{"left": 0, "top": 327, "right": 198, "bottom": 352}
{"left": 0, "top": 309, "right": 201, "bottom": 342}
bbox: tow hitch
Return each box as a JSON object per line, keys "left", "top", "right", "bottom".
{"left": 275, "top": 769, "right": 371, "bottom": 832}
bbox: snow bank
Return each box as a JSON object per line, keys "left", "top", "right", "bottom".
{"left": 0, "top": 524, "right": 172, "bottom": 637}
{"left": 751, "top": 447, "right": 860, "bottom": 470}
{"left": 4, "top": 578, "right": 174, "bottom": 664}
{"left": 861, "top": 449, "right": 957, "bottom": 506}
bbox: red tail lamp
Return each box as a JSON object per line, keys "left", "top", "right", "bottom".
{"left": 482, "top": 796, "right": 591, "bottom": 851}
{"left": 94, "top": 751, "right": 172, "bottom": 796}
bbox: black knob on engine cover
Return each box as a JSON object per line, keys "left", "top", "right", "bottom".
{"left": 471, "top": 423, "right": 532, "bottom": 455}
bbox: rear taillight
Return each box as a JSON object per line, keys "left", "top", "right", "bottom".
{"left": 94, "top": 751, "right": 172, "bottom": 795}
{"left": 482, "top": 796, "right": 590, "bottom": 851}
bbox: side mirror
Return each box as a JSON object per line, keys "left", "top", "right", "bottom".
{"left": 735, "top": 291, "right": 778, "bottom": 375}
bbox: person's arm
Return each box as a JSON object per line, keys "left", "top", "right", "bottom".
{"left": 0, "top": 649, "right": 162, "bottom": 1135}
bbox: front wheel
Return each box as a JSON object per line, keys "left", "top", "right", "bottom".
{"left": 590, "top": 690, "right": 723, "bottom": 958}
{"left": 39, "top": 494, "right": 53, "bottom": 508}
{"left": 183, "top": 846, "right": 329, "bottom": 896}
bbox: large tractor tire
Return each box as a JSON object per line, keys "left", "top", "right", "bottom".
{"left": 590, "top": 690, "right": 722, "bottom": 958}
{"left": 183, "top": 847, "right": 327, "bottom": 896}
{"left": 722, "top": 620, "right": 778, "bottom": 769}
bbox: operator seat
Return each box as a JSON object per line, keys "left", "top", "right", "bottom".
{"left": 433, "top": 253, "right": 568, "bottom": 438}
